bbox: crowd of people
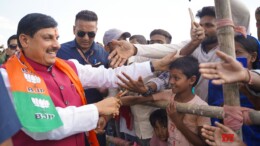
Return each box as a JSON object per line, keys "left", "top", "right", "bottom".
{"left": 0, "top": 0, "right": 260, "bottom": 146}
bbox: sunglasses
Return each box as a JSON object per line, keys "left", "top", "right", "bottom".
{"left": 77, "top": 31, "right": 96, "bottom": 38}
{"left": 9, "top": 44, "right": 18, "bottom": 50}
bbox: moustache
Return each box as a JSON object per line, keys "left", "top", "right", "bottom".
{"left": 47, "top": 48, "right": 59, "bottom": 52}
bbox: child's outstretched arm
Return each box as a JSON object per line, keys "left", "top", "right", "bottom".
{"left": 167, "top": 100, "right": 207, "bottom": 146}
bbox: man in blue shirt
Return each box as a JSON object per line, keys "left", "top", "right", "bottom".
{"left": 57, "top": 10, "right": 109, "bottom": 146}
{"left": 0, "top": 73, "right": 21, "bottom": 146}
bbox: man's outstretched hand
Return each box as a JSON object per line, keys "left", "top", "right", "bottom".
{"left": 152, "top": 50, "right": 178, "bottom": 71}
{"left": 117, "top": 72, "right": 148, "bottom": 94}
{"left": 108, "top": 40, "right": 136, "bottom": 68}
{"left": 199, "top": 50, "right": 248, "bottom": 85}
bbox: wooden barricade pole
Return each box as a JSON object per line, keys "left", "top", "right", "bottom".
{"left": 214, "top": 0, "right": 242, "bottom": 137}
{"left": 144, "top": 101, "right": 260, "bottom": 125}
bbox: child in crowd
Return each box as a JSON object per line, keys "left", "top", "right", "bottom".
{"left": 166, "top": 56, "right": 210, "bottom": 146}
{"left": 149, "top": 109, "right": 168, "bottom": 146}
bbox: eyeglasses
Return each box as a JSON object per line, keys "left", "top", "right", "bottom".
{"left": 77, "top": 31, "right": 96, "bottom": 38}
{"left": 9, "top": 44, "right": 18, "bottom": 50}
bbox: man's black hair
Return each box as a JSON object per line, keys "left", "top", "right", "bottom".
{"left": 130, "top": 35, "right": 147, "bottom": 44}
{"left": 256, "top": 7, "right": 260, "bottom": 15}
{"left": 150, "top": 29, "right": 172, "bottom": 44}
{"left": 196, "top": 6, "right": 216, "bottom": 18}
{"left": 17, "top": 13, "right": 58, "bottom": 48}
{"left": 7, "top": 35, "right": 17, "bottom": 46}
{"left": 75, "top": 10, "right": 98, "bottom": 22}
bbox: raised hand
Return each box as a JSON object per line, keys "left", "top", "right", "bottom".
{"left": 180, "top": 22, "right": 205, "bottom": 56}
{"left": 117, "top": 72, "right": 147, "bottom": 94}
{"left": 152, "top": 50, "right": 178, "bottom": 71}
{"left": 199, "top": 50, "right": 248, "bottom": 85}
{"left": 108, "top": 40, "right": 136, "bottom": 68}
{"left": 190, "top": 22, "right": 205, "bottom": 44}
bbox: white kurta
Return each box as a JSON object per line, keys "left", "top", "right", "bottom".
{"left": 0, "top": 60, "right": 153, "bottom": 140}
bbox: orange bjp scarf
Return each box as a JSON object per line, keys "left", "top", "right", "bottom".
{"left": 5, "top": 53, "right": 99, "bottom": 146}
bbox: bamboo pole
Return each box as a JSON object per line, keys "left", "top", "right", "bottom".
{"left": 214, "top": 0, "right": 240, "bottom": 107}
{"left": 144, "top": 101, "right": 260, "bottom": 125}
{"left": 214, "top": 0, "right": 242, "bottom": 137}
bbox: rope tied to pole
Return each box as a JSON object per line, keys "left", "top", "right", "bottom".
{"left": 216, "top": 18, "right": 247, "bottom": 38}
{"left": 223, "top": 105, "right": 253, "bottom": 131}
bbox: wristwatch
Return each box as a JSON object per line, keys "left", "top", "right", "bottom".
{"left": 142, "top": 85, "right": 154, "bottom": 97}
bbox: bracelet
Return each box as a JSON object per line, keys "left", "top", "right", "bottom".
{"left": 142, "top": 85, "right": 154, "bottom": 97}
{"left": 246, "top": 69, "right": 253, "bottom": 85}
{"left": 150, "top": 61, "right": 155, "bottom": 72}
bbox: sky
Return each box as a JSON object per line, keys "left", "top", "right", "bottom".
{"left": 0, "top": 0, "right": 259, "bottom": 48}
